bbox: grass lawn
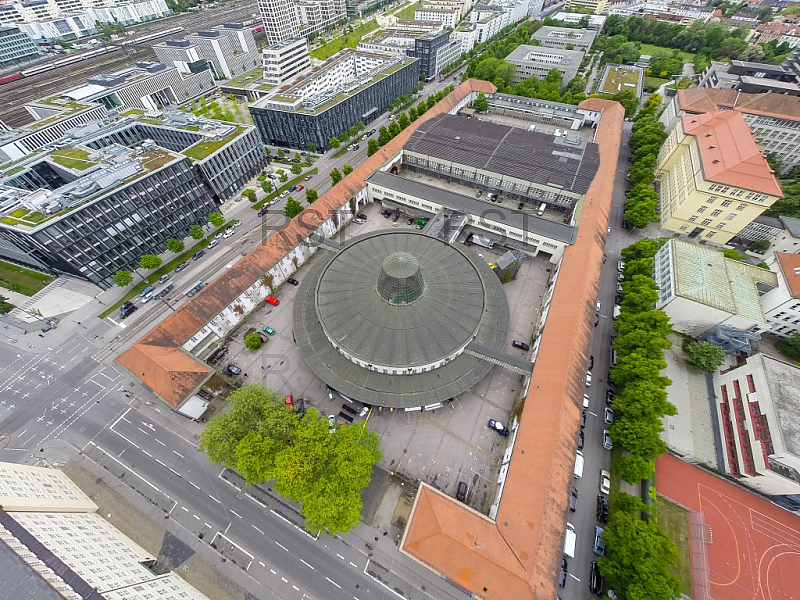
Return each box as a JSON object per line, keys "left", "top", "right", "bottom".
{"left": 310, "top": 20, "right": 380, "bottom": 61}
{"left": 601, "top": 64, "right": 641, "bottom": 95}
{"left": 644, "top": 75, "right": 670, "bottom": 92}
{"left": 656, "top": 495, "right": 694, "bottom": 596}
{"left": 49, "top": 147, "right": 96, "bottom": 171}
{"left": 394, "top": 1, "right": 422, "bottom": 19}
{"left": 0, "top": 260, "right": 54, "bottom": 296}
{"left": 639, "top": 43, "right": 695, "bottom": 63}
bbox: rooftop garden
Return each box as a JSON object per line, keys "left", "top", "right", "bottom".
{"left": 120, "top": 108, "right": 145, "bottom": 117}
{"left": 226, "top": 68, "right": 264, "bottom": 87}
{"left": 0, "top": 208, "right": 47, "bottom": 228}
{"left": 49, "top": 147, "right": 96, "bottom": 171}
{"left": 182, "top": 127, "right": 243, "bottom": 161}
{"left": 310, "top": 20, "right": 380, "bottom": 61}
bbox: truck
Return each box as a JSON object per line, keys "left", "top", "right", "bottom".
{"left": 469, "top": 233, "right": 494, "bottom": 249}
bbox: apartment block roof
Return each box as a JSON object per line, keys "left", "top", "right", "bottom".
{"left": 775, "top": 252, "right": 800, "bottom": 298}
{"left": 401, "top": 98, "right": 624, "bottom": 600}
{"left": 116, "top": 79, "right": 497, "bottom": 409}
{"left": 670, "top": 238, "right": 778, "bottom": 326}
{"left": 404, "top": 113, "right": 600, "bottom": 195}
{"left": 677, "top": 86, "right": 800, "bottom": 121}
{"left": 682, "top": 111, "right": 783, "bottom": 196}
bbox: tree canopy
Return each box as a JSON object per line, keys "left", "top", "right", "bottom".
{"left": 199, "top": 385, "right": 382, "bottom": 535}
{"left": 139, "top": 254, "right": 162, "bottom": 270}
{"left": 113, "top": 270, "right": 133, "bottom": 287}
{"left": 284, "top": 197, "right": 304, "bottom": 218}
{"left": 189, "top": 224, "right": 204, "bottom": 240}
{"left": 683, "top": 340, "right": 726, "bottom": 371}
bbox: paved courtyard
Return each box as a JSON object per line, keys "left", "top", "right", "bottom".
{"left": 205, "top": 200, "right": 551, "bottom": 514}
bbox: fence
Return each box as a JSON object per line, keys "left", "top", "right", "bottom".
{"left": 688, "top": 510, "right": 711, "bottom": 600}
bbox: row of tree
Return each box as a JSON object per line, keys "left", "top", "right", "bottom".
{"left": 111, "top": 212, "right": 226, "bottom": 287}
{"left": 330, "top": 122, "right": 367, "bottom": 151}
{"left": 199, "top": 385, "right": 382, "bottom": 535}
{"left": 624, "top": 97, "right": 666, "bottom": 229}
{"left": 610, "top": 237, "right": 676, "bottom": 483}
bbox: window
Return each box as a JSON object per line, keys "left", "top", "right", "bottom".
{"left": 698, "top": 206, "right": 707, "bottom": 213}
{"left": 737, "top": 204, "right": 747, "bottom": 211}
{"left": 722, "top": 200, "right": 732, "bottom": 207}
{"left": 708, "top": 196, "right": 716, "bottom": 203}
{"left": 711, "top": 209, "right": 722, "bottom": 217}
{"left": 716, "top": 223, "right": 726, "bottom": 229}
{"left": 679, "top": 224, "right": 688, "bottom": 231}
{"left": 706, "top": 231, "right": 716, "bottom": 238}
{"left": 726, "top": 213, "right": 736, "bottom": 220}
{"left": 688, "top": 215, "right": 697, "bottom": 222}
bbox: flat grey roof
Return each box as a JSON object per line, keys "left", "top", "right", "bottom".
{"left": 293, "top": 230, "right": 510, "bottom": 408}
{"left": 403, "top": 113, "right": 600, "bottom": 196}
{"left": 368, "top": 170, "right": 578, "bottom": 245}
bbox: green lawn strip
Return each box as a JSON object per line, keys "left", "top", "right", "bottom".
{"left": 253, "top": 168, "right": 318, "bottom": 210}
{"left": 310, "top": 20, "right": 380, "bottom": 61}
{"left": 607, "top": 445, "right": 623, "bottom": 518}
{"left": 644, "top": 76, "right": 670, "bottom": 92}
{"left": 394, "top": 1, "right": 422, "bottom": 19}
{"left": 639, "top": 43, "right": 695, "bottom": 62}
{"left": 99, "top": 222, "right": 235, "bottom": 319}
{"left": 331, "top": 146, "right": 349, "bottom": 159}
{"left": 656, "top": 495, "right": 693, "bottom": 596}
{"left": 0, "top": 259, "right": 54, "bottom": 296}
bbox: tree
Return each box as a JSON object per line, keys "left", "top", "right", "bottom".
{"left": 409, "top": 107, "right": 418, "bottom": 122}
{"left": 378, "top": 126, "right": 391, "bottom": 146}
{"left": 342, "top": 164, "right": 353, "bottom": 176}
{"left": 308, "top": 142, "right": 317, "bottom": 153}
{"left": 0, "top": 293, "right": 11, "bottom": 314}
{"left": 398, "top": 112, "right": 410, "bottom": 130}
{"left": 330, "top": 168, "right": 343, "bottom": 185}
{"left": 357, "top": 121, "right": 365, "bottom": 131}
{"left": 340, "top": 130, "right": 350, "bottom": 142}
{"left": 305, "top": 189, "right": 318, "bottom": 203}
{"left": 277, "top": 149, "right": 286, "bottom": 159}
{"left": 166, "top": 238, "right": 185, "bottom": 253}
{"left": 388, "top": 121, "right": 401, "bottom": 138}
{"left": 261, "top": 180, "right": 273, "bottom": 195}
{"left": 684, "top": 341, "right": 726, "bottom": 371}
{"left": 330, "top": 137, "right": 341, "bottom": 149}
{"left": 291, "top": 163, "right": 302, "bottom": 175}
{"left": 367, "top": 138, "right": 380, "bottom": 156}
{"left": 243, "top": 188, "right": 257, "bottom": 202}
{"left": 139, "top": 254, "right": 162, "bottom": 270}
{"left": 349, "top": 125, "right": 359, "bottom": 138}
{"left": 285, "top": 198, "right": 304, "bottom": 218}
{"left": 199, "top": 384, "right": 382, "bottom": 535}
{"left": 304, "top": 154, "right": 313, "bottom": 167}
{"left": 209, "top": 212, "right": 225, "bottom": 228}
{"left": 598, "top": 493, "right": 681, "bottom": 600}
{"left": 610, "top": 89, "right": 639, "bottom": 117}
{"left": 113, "top": 270, "right": 133, "bottom": 287}
{"left": 417, "top": 101, "right": 427, "bottom": 116}
{"left": 621, "top": 237, "right": 667, "bottom": 262}
{"left": 244, "top": 332, "right": 263, "bottom": 350}
{"left": 474, "top": 92, "right": 489, "bottom": 112}
{"left": 189, "top": 224, "right": 204, "bottom": 240}
{"left": 779, "top": 332, "right": 800, "bottom": 359}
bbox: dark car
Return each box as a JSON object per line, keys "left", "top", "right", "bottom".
{"left": 607, "top": 371, "right": 614, "bottom": 386}
{"left": 594, "top": 314, "right": 599, "bottom": 327}
{"left": 606, "top": 389, "right": 615, "bottom": 406}
{"left": 207, "top": 346, "right": 228, "bottom": 365}
{"left": 512, "top": 340, "right": 530, "bottom": 351}
{"left": 488, "top": 419, "right": 509, "bottom": 436}
{"left": 120, "top": 302, "right": 137, "bottom": 319}
{"left": 226, "top": 364, "right": 241, "bottom": 376}
{"left": 569, "top": 487, "right": 578, "bottom": 512}
{"left": 175, "top": 261, "right": 189, "bottom": 272}
{"left": 407, "top": 218, "right": 414, "bottom": 224}
{"left": 392, "top": 214, "right": 399, "bottom": 222}
{"left": 456, "top": 481, "right": 468, "bottom": 502}
{"left": 580, "top": 411, "right": 587, "bottom": 429}
{"left": 577, "top": 429, "right": 585, "bottom": 450}
{"left": 257, "top": 206, "right": 270, "bottom": 217}
{"left": 596, "top": 495, "right": 609, "bottom": 523}
{"left": 357, "top": 213, "right": 368, "bottom": 220}
{"left": 294, "top": 397, "right": 306, "bottom": 417}
{"left": 559, "top": 558, "right": 568, "bottom": 588}
{"left": 589, "top": 561, "right": 603, "bottom": 596}
{"left": 518, "top": 202, "right": 525, "bottom": 210}
{"left": 287, "top": 277, "right": 299, "bottom": 286}
{"left": 192, "top": 250, "right": 205, "bottom": 261}
{"left": 588, "top": 355, "right": 594, "bottom": 370}
{"left": 383, "top": 211, "right": 391, "bottom": 218}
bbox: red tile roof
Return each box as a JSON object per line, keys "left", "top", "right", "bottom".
{"left": 117, "top": 79, "right": 496, "bottom": 408}
{"left": 400, "top": 98, "right": 625, "bottom": 600}
{"left": 677, "top": 87, "right": 800, "bottom": 124}
{"left": 682, "top": 111, "right": 783, "bottom": 197}
{"left": 775, "top": 252, "right": 800, "bottom": 298}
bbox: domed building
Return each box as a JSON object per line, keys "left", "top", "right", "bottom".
{"left": 293, "top": 230, "right": 511, "bottom": 408}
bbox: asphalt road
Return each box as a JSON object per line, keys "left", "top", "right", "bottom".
{"left": 562, "top": 121, "right": 634, "bottom": 600}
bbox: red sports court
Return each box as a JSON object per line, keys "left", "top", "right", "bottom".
{"left": 656, "top": 454, "right": 800, "bottom": 600}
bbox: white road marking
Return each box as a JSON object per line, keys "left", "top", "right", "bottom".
{"left": 253, "top": 525, "right": 264, "bottom": 534}
{"left": 350, "top": 562, "right": 358, "bottom": 568}
{"left": 95, "top": 445, "right": 164, "bottom": 493}
{"left": 208, "top": 495, "right": 221, "bottom": 504}
{"left": 301, "top": 559, "right": 314, "bottom": 569}
{"left": 230, "top": 510, "right": 242, "bottom": 519}
{"left": 275, "top": 541, "right": 288, "bottom": 551}
{"left": 336, "top": 553, "right": 345, "bottom": 560}
{"left": 155, "top": 438, "right": 166, "bottom": 446}
{"left": 326, "top": 578, "right": 341, "bottom": 589}
{"left": 189, "top": 481, "right": 200, "bottom": 490}
{"left": 181, "top": 506, "right": 188, "bottom": 512}
{"left": 270, "top": 569, "right": 276, "bottom": 575}
{"left": 193, "top": 515, "right": 200, "bottom": 520}
{"left": 172, "top": 450, "right": 184, "bottom": 458}
{"left": 281, "top": 578, "right": 288, "bottom": 583}
{"left": 259, "top": 561, "right": 265, "bottom": 567}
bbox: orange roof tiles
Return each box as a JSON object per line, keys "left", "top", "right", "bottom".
{"left": 400, "top": 98, "right": 625, "bottom": 600}
{"left": 677, "top": 87, "right": 800, "bottom": 122}
{"left": 776, "top": 252, "right": 800, "bottom": 298}
{"left": 117, "top": 343, "right": 211, "bottom": 407}
{"left": 682, "top": 111, "right": 783, "bottom": 197}
{"left": 118, "top": 79, "right": 496, "bottom": 408}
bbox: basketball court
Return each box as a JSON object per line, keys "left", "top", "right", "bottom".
{"left": 656, "top": 454, "right": 800, "bottom": 600}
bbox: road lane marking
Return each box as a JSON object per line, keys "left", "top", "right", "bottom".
{"left": 142, "top": 449, "right": 152, "bottom": 457}
{"left": 281, "top": 578, "right": 288, "bottom": 583}
{"left": 95, "top": 445, "right": 164, "bottom": 493}
{"left": 155, "top": 438, "right": 166, "bottom": 446}
{"left": 189, "top": 481, "right": 200, "bottom": 490}
{"left": 259, "top": 561, "right": 265, "bottom": 567}
{"left": 301, "top": 559, "right": 314, "bottom": 569}
{"left": 230, "top": 510, "right": 242, "bottom": 518}
{"left": 292, "top": 585, "right": 299, "bottom": 591}
{"left": 193, "top": 515, "right": 200, "bottom": 520}
{"left": 137, "top": 427, "right": 149, "bottom": 435}
{"left": 275, "top": 541, "right": 287, "bottom": 551}
{"left": 181, "top": 506, "right": 188, "bottom": 512}
{"left": 252, "top": 525, "right": 264, "bottom": 534}
{"left": 326, "top": 578, "right": 341, "bottom": 589}
{"left": 156, "top": 459, "right": 167, "bottom": 467}
{"left": 208, "top": 495, "right": 221, "bottom": 504}
{"left": 270, "top": 569, "right": 276, "bottom": 575}
{"left": 336, "top": 553, "right": 344, "bottom": 560}
{"left": 172, "top": 450, "right": 184, "bottom": 458}
{"left": 350, "top": 562, "right": 358, "bottom": 568}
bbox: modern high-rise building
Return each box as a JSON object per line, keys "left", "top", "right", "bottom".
{"left": 655, "top": 111, "right": 783, "bottom": 244}
{"left": 0, "top": 25, "right": 39, "bottom": 65}
{"left": 257, "top": 0, "right": 302, "bottom": 44}
{"left": 261, "top": 37, "right": 311, "bottom": 86}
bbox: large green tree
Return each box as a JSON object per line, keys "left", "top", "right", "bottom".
{"left": 474, "top": 92, "right": 489, "bottom": 111}
{"left": 166, "top": 238, "right": 185, "bottom": 253}
{"left": 367, "top": 138, "right": 380, "bottom": 156}
{"left": 209, "top": 212, "right": 225, "bottom": 228}
{"left": 342, "top": 164, "right": 353, "bottom": 176}
{"left": 599, "top": 493, "right": 682, "bottom": 600}
{"left": 189, "top": 224, "right": 204, "bottom": 240}
{"left": 139, "top": 254, "right": 162, "bottom": 270}
{"left": 285, "top": 198, "right": 304, "bottom": 218}
{"left": 244, "top": 332, "right": 263, "bottom": 349}
{"left": 305, "top": 189, "right": 318, "bottom": 203}
{"left": 378, "top": 126, "right": 391, "bottom": 146}
{"left": 330, "top": 168, "right": 343, "bottom": 185}
{"left": 199, "top": 385, "right": 381, "bottom": 535}
{"left": 113, "top": 270, "right": 133, "bottom": 287}
{"left": 683, "top": 341, "right": 726, "bottom": 371}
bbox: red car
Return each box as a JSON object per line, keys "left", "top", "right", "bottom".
{"left": 285, "top": 393, "right": 293, "bottom": 407}
{"left": 296, "top": 185, "right": 304, "bottom": 191}
{"left": 266, "top": 296, "right": 280, "bottom": 306}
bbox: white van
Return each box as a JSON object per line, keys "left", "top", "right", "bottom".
{"left": 537, "top": 202, "right": 546, "bottom": 216}
{"left": 613, "top": 305, "right": 621, "bottom": 320}
{"left": 564, "top": 522, "right": 576, "bottom": 558}
{"left": 574, "top": 451, "right": 584, "bottom": 479}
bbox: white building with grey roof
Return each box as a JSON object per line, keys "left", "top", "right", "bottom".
{"left": 531, "top": 26, "right": 597, "bottom": 51}
{"left": 505, "top": 44, "right": 584, "bottom": 84}
{"left": 653, "top": 238, "right": 778, "bottom": 337}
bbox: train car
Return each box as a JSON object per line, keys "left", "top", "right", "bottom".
{"left": 0, "top": 72, "right": 23, "bottom": 84}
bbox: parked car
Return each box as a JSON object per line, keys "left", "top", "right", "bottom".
{"left": 589, "top": 561, "right": 603, "bottom": 596}
{"left": 588, "top": 355, "right": 594, "bottom": 370}
{"left": 120, "top": 304, "right": 137, "bottom": 319}
{"left": 233, "top": 220, "right": 242, "bottom": 227}
{"left": 594, "top": 314, "right": 599, "bottom": 327}
{"left": 392, "top": 214, "right": 399, "bottom": 222}
{"left": 192, "top": 250, "right": 205, "bottom": 261}
{"left": 213, "top": 232, "right": 223, "bottom": 239}
{"left": 617, "top": 260, "right": 625, "bottom": 272}
{"left": 488, "top": 418, "right": 509, "bottom": 436}
{"left": 263, "top": 326, "right": 276, "bottom": 335}
{"left": 606, "top": 389, "right": 615, "bottom": 406}
{"left": 226, "top": 364, "right": 241, "bottom": 376}
{"left": 353, "top": 218, "right": 365, "bottom": 224}
{"left": 407, "top": 218, "right": 414, "bottom": 225}
{"left": 266, "top": 296, "right": 280, "bottom": 306}
{"left": 207, "top": 239, "right": 219, "bottom": 249}
{"left": 603, "top": 430, "right": 613, "bottom": 450}
{"left": 476, "top": 190, "right": 483, "bottom": 198}
{"left": 175, "top": 261, "right": 189, "bottom": 272}
{"left": 616, "top": 282, "right": 623, "bottom": 294}
{"left": 593, "top": 526, "right": 606, "bottom": 556}
{"left": 596, "top": 495, "right": 609, "bottom": 523}
{"left": 296, "top": 185, "right": 304, "bottom": 191}
{"left": 304, "top": 175, "right": 312, "bottom": 181}
{"left": 617, "top": 271, "right": 625, "bottom": 282}
{"left": 207, "top": 346, "right": 228, "bottom": 365}
{"left": 583, "top": 394, "right": 590, "bottom": 409}
{"left": 580, "top": 411, "right": 587, "bottom": 428}
{"left": 158, "top": 274, "right": 170, "bottom": 284}
{"left": 586, "top": 372, "right": 592, "bottom": 387}
{"left": 604, "top": 407, "right": 614, "bottom": 424}
{"left": 258, "top": 206, "right": 270, "bottom": 217}
{"left": 518, "top": 202, "right": 525, "bottom": 210}
{"left": 223, "top": 229, "right": 234, "bottom": 239}
{"left": 559, "top": 558, "right": 568, "bottom": 588}
{"left": 285, "top": 393, "right": 294, "bottom": 407}
{"left": 327, "top": 414, "right": 337, "bottom": 433}
{"left": 569, "top": 487, "right": 578, "bottom": 512}
{"left": 289, "top": 185, "right": 297, "bottom": 192}
{"left": 577, "top": 429, "right": 585, "bottom": 450}
{"left": 599, "top": 469, "right": 611, "bottom": 495}
{"left": 456, "top": 481, "right": 468, "bottom": 502}
{"left": 287, "top": 277, "right": 299, "bottom": 285}
{"left": 357, "top": 213, "right": 368, "bottom": 220}
{"left": 512, "top": 340, "right": 530, "bottom": 351}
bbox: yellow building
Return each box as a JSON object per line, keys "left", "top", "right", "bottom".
{"left": 565, "top": 0, "right": 609, "bottom": 15}
{"left": 655, "top": 111, "right": 783, "bottom": 244}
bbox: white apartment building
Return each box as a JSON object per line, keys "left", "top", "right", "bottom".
{"left": 0, "top": 0, "right": 170, "bottom": 31}
{"left": 452, "top": 22, "right": 477, "bottom": 53}
{"left": 262, "top": 36, "right": 311, "bottom": 86}
{"left": 87, "top": 0, "right": 170, "bottom": 25}
{"left": 712, "top": 354, "right": 800, "bottom": 498}
{"left": 505, "top": 44, "right": 583, "bottom": 83}
{"left": 0, "top": 0, "right": 60, "bottom": 24}
{"left": 0, "top": 461, "right": 214, "bottom": 600}
{"left": 258, "top": 0, "right": 301, "bottom": 44}
{"left": 415, "top": 7, "right": 459, "bottom": 28}
{"left": 761, "top": 252, "right": 800, "bottom": 339}
{"left": 469, "top": 8, "right": 507, "bottom": 45}
{"left": 607, "top": 1, "right": 715, "bottom": 21}
{"left": 17, "top": 13, "right": 94, "bottom": 41}
{"left": 550, "top": 11, "right": 607, "bottom": 30}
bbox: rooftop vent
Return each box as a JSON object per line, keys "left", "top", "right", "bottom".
{"left": 709, "top": 145, "right": 717, "bottom": 148}
{"left": 794, "top": 267, "right": 800, "bottom": 275}
{"left": 713, "top": 159, "right": 721, "bottom": 163}
{"left": 706, "top": 132, "right": 713, "bottom": 136}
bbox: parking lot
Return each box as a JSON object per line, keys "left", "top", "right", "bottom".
{"left": 208, "top": 200, "right": 553, "bottom": 514}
